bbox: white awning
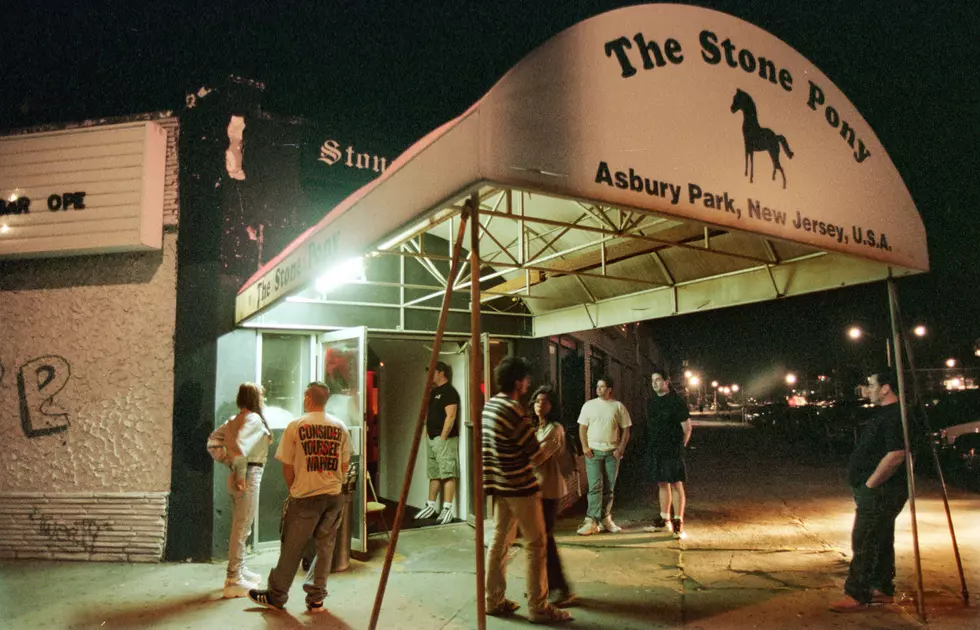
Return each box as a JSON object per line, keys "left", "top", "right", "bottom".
{"left": 236, "top": 4, "right": 927, "bottom": 335}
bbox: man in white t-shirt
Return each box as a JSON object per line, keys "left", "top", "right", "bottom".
{"left": 247, "top": 382, "right": 352, "bottom": 614}
{"left": 576, "top": 376, "right": 632, "bottom": 536}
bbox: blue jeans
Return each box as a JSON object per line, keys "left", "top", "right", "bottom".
{"left": 267, "top": 492, "right": 346, "bottom": 607}
{"left": 585, "top": 449, "right": 620, "bottom": 521}
{"left": 226, "top": 465, "right": 262, "bottom": 580}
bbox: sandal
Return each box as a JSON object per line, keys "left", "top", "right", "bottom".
{"left": 529, "top": 604, "right": 573, "bottom": 624}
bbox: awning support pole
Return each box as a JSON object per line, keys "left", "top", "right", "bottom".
{"left": 470, "top": 192, "right": 488, "bottom": 630}
{"left": 886, "top": 278, "right": 925, "bottom": 622}
{"left": 368, "top": 205, "right": 471, "bottom": 630}
{"left": 890, "top": 280, "right": 970, "bottom": 607}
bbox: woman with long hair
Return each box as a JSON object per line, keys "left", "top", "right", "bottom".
{"left": 530, "top": 385, "right": 577, "bottom": 608}
{"left": 223, "top": 382, "right": 273, "bottom": 598}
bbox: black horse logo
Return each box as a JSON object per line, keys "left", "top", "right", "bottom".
{"left": 730, "top": 89, "right": 793, "bottom": 189}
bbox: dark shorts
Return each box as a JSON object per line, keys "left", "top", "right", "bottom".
{"left": 650, "top": 451, "right": 686, "bottom": 483}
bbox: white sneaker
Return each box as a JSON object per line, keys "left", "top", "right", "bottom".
{"left": 222, "top": 578, "right": 253, "bottom": 598}
{"left": 241, "top": 567, "right": 262, "bottom": 585}
{"left": 576, "top": 518, "right": 600, "bottom": 536}
{"left": 600, "top": 516, "right": 622, "bottom": 533}
{"left": 437, "top": 506, "right": 454, "bottom": 525}
{"left": 415, "top": 503, "right": 437, "bottom": 519}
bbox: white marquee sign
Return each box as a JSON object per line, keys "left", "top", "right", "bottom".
{"left": 0, "top": 121, "right": 167, "bottom": 259}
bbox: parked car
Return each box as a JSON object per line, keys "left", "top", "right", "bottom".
{"left": 920, "top": 389, "right": 980, "bottom": 485}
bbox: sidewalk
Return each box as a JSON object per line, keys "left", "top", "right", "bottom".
{"left": 2, "top": 487, "right": 977, "bottom": 629}
{"left": 3, "top": 422, "right": 978, "bottom": 629}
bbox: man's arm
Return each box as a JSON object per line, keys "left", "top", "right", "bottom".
{"left": 614, "top": 426, "right": 630, "bottom": 459}
{"left": 579, "top": 423, "right": 593, "bottom": 459}
{"left": 865, "top": 450, "right": 906, "bottom": 488}
{"left": 282, "top": 463, "right": 295, "bottom": 488}
{"left": 681, "top": 419, "right": 692, "bottom": 447}
{"left": 440, "top": 404, "right": 458, "bottom": 440}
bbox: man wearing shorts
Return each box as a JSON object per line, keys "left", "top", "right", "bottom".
{"left": 643, "top": 369, "right": 692, "bottom": 539}
{"left": 415, "top": 361, "right": 460, "bottom": 525}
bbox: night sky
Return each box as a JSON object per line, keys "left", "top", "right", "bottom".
{"left": 3, "top": 0, "right": 978, "bottom": 393}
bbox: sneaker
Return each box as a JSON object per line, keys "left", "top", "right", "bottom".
{"left": 551, "top": 589, "right": 578, "bottom": 608}
{"left": 576, "top": 518, "right": 600, "bottom": 536}
{"left": 307, "top": 600, "right": 326, "bottom": 614}
{"left": 437, "top": 505, "right": 454, "bottom": 525}
{"left": 414, "top": 503, "right": 437, "bottom": 519}
{"left": 642, "top": 516, "right": 672, "bottom": 533}
{"left": 247, "top": 589, "right": 284, "bottom": 611}
{"left": 600, "top": 516, "right": 622, "bottom": 533}
{"left": 241, "top": 567, "right": 262, "bottom": 585}
{"left": 222, "top": 578, "right": 254, "bottom": 598}
{"left": 672, "top": 518, "right": 685, "bottom": 539}
{"left": 486, "top": 598, "right": 520, "bottom": 616}
{"left": 529, "top": 603, "right": 573, "bottom": 624}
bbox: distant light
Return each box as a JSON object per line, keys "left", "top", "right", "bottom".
{"left": 684, "top": 370, "right": 693, "bottom": 379}
{"left": 786, "top": 373, "right": 797, "bottom": 385}
{"left": 817, "top": 375, "right": 827, "bottom": 382}
{"left": 913, "top": 325, "right": 927, "bottom": 337}
{"left": 379, "top": 362, "right": 384, "bottom": 367}
{"left": 689, "top": 376, "right": 700, "bottom": 387}
{"left": 847, "top": 326, "right": 862, "bottom": 340}
{"left": 711, "top": 380, "right": 719, "bottom": 388}
{"left": 945, "top": 358, "right": 957, "bottom": 368}
{"left": 315, "top": 257, "right": 365, "bottom": 294}
{"left": 731, "top": 384, "right": 740, "bottom": 392}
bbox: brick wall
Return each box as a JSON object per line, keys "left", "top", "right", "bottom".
{"left": 0, "top": 492, "right": 168, "bottom": 562}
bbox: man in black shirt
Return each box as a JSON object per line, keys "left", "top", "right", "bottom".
{"left": 642, "top": 369, "right": 692, "bottom": 539}
{"left": 830, "top": 369, "right": 908, "bottom": 612}
{"left": 415, "top": 361, "right": 461, "bottom": 525}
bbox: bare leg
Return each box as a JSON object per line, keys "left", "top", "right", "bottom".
{"left": 428, "top": 479, "right": 441, "bottom": 502}
{"left": 672, "top": 482, "right": 686, "bottom": 520}
{"left": 658, "top": 482, "right": 672, "bottom": 515}
{"left": 443, "top": 478, "right": 456, "bottom": 503}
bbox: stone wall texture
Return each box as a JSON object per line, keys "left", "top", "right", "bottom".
{"left": 0, "top": 115, "right": 179, "bottom": 562}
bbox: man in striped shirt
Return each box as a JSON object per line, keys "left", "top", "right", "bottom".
{"left": 483, "top": 357, "right": 572, "bottom": 624}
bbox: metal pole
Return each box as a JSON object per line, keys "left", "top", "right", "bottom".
{"left": 368, "top": 207, "right": 471, "bottom": 630}
{"left": 887, "top": 278, "right": 925, "bottom": 622}
{"left": 895, "top": 288, "right": 970, "bottom": 606}
{"left": 470, "top": 193, "right": 487, "bottom": 630}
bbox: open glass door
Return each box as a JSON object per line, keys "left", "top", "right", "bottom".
{"left": 318, "top": 326, "right": 367, "bottom": 554}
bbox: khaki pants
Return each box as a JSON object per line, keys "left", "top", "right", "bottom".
{"left": 486, "top": 493, "right": 548, "bottom": 614}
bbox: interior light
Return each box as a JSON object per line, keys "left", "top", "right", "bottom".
{"left": 315, "top": 257, "right": 365, "bottom": 294}
{"left": 0, "top": 225, "right": 8, "bottom": 234}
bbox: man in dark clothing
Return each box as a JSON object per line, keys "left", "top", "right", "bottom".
{"left": 830, "top": 369, "right": 908, "bottom": 612}
{"left": 416, "top": 361, "right": 461, "bottom": 525}
{"left": 642, "top": 369, "right": 692, "bottom": 538}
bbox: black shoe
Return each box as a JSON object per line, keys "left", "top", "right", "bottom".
{"left": 301, "top": 557, "right": 313, "bottom": 572}
{"left": 672, "top": 518, "right": 685, "bottom": 539}
{"left": 247, "top": 589, "right": 285, "bottom": 611}
{"left": 642, "top": 517, "right": 672, "bottom": 533}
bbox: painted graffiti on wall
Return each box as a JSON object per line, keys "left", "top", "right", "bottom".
{"left": 29, "top": 507, "right": 112, "bottom": 554}
{"left": 2, "top": 354, "right": 72, "bottom": 439}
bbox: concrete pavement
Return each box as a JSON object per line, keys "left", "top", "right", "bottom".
{"left": 1, "top": 422, "right": 977, "bottom": 629}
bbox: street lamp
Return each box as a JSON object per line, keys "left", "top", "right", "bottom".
{"left": 848, "top": 326, "right": 863, "bottom": 340}
{"left": 684, "top": 369, "right": 693, "bottom": 380}
{"left": 946, "top": 358, "right": 957, "bottom": 368}
{"left": 913, "top": 325, "right": 927, "bottom": 337}
{"left": 731, "top": 384, "right": 740, "bottom": 393}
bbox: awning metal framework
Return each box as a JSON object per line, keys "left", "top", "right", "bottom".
{"left": 253, "top": 181, "right": 906, "bottom": 341}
